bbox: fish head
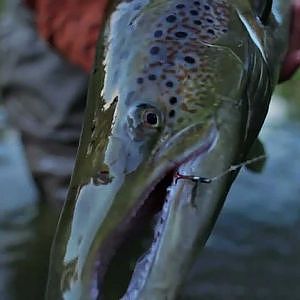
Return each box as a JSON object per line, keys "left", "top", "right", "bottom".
{"left": 46, "top": 1, "right": 291, "bottom": 299}
{"left": 100, "top": 0, "right": 244, "bottom": 183}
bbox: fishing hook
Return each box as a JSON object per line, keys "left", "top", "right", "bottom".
{"left": 174, "top": 171, "right": 212, "bottom": 184}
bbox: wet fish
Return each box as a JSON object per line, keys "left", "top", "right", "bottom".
{"left": 46, "top": 1, "right": 291, "bottom": 299}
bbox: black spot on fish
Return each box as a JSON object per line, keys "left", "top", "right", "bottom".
{"left": 166, "top": 81, "right": 174, "bottom": 88}
{"left": 184, "top": 56, "right": 196, "bottom": 64}
{"left": 137, "top": 77, "right": 144, "bottom": 84}
{"left": 204, "top": 4, "right": 210, "bottom": 10}
{"left": 176, "top": 4, "right": 185, "bottom": 9}
{"left": 150, "top": 46, "right": 160, "bottom": 55}
{"left": 154, "top": 30, "right": 163, "bottom": 38}
{"left": 190, "top": 10, "right": 198, "bottom": 16}
{"left": 194, "top": 20, "right": 202, "bottom": 25}
{"left": 175, "top": 31, "right": 188, "bottom": 38}
{"left": 169, "top": 110, "right": 176, "bottom": 118}
{"left": 207, "top": 29, "right": 215, "bottom": 35}
{"left": 148, "top": 74, "right": 157, "bottom": 81}
{"left": 169, "top": 97, "right": 177, "bottom": 105}
{"left": 166, "top": 15, "right": 177, "bottom": 23}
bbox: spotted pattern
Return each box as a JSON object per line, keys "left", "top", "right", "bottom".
{"left": 127, "top": 0, "right": 230, "bottom": 126}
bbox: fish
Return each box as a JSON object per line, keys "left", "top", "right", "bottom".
{"left": 45, "top": 0, "right": 291, "bottom": 299}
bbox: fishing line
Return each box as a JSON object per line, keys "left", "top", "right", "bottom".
{"left": 175, "top": 155, "right": 267, "bottom": 184}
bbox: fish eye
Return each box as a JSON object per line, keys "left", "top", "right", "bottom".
{"left": 127, "top": 104, "right": 162, "bottom": 140}
{"left": 142, "top": 109, "right": 160, "bottom": 128}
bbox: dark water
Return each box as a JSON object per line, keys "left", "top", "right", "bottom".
{"left": 0, "top": 96, "right": 299, "bottom": 299}
{"left": 0, "top": 125, "right": 58, "bottom": 300}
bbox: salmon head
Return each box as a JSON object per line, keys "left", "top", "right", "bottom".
{"left": 46, "top": 1, "right": 291, "bottom": 299}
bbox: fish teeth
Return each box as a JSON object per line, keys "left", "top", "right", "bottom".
{"left": 124, "top": 175, "right": 175, "bottom": 299}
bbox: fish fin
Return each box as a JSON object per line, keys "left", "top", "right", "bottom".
{"left": 245, "top": 138, "right": 267, "bottom": 173}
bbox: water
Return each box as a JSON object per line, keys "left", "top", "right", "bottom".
{"left": 0, "top": 124, "right": 58, "bottom": 300}
{"left": 0, "top": 94, "right": 299, "bottom": 299}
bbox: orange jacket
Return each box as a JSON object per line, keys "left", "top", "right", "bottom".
{"left": 24, "top": 0, "right": 109, "bottom": 72}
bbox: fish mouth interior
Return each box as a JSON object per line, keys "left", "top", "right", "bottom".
{"left": 98, "top": 168, "right": 175, "bottom": 299}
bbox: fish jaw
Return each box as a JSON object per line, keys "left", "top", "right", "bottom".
{"left": 122, "top": 90, "right": 244, "bottom": 300}
{"left": 45, "top": 119, "right": 219, "bottom": 300}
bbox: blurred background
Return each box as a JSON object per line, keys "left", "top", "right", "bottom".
{"left": 0, "top": 1, "right": 299, "bottom": 299}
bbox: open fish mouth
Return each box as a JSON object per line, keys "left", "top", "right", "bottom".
{"left": 121, "top": 157, "right": 207, "bottom": 299}
{"left": 92, "top": 126, "right": 219, "bottom": 299}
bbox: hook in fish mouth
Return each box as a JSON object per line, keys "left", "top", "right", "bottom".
{"left": 174, "top": 171, "right": 213, "bottom": 184}
{"left": 88, "top": 126, "right": 219, "bottom": 299}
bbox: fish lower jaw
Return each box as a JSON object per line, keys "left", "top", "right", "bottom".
{"left": 96, "top": 130, "right": 218, "bottom": 299}
{"left": 122, "top": 139, "right": 218, "bottom": 299}
{"left": 122, "top": 177, "right": 174, "bottom": 299}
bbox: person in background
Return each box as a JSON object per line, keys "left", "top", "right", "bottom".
{"left": 0, "top": 0, "right": 299, "bottom": 206}
{"left": 0, "top": 0, "right": 107, "bottom": 205}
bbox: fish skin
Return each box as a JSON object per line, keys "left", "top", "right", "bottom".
{"left": 46, "top": 1, "right": 291, "bottom": 299}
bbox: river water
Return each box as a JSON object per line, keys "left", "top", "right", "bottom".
{"left": 0, "top": 93, "right": 299, "bottom": 299}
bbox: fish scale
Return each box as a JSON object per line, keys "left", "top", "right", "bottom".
{"left": 120, "top": 0, "right": 230, "bottom": 128}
